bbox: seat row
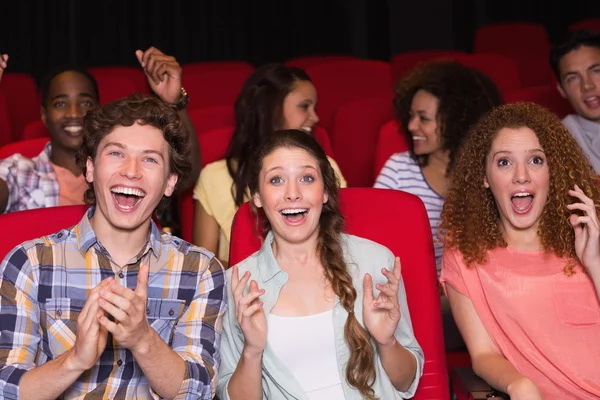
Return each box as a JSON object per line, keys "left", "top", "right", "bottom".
{"left": 3, "top": 16, "right": 595, "bottom": 146}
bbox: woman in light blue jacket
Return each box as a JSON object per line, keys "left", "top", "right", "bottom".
{"left": 217, "top": 129, "right": 423, "bottom": 400}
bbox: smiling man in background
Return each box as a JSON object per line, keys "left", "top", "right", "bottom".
{"left": 550, "top": 30, "right": 600, "bottom": 173}
{"left": 0, "top": 47, "right": 201, "bottom": 213}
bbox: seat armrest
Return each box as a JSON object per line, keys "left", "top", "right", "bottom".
{"left": 451, "top": 368, "right": 510, "bottom": 400}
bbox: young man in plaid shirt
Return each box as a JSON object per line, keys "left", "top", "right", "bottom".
{"left": 0, "top": 93, "right": 226, "bottom": 399}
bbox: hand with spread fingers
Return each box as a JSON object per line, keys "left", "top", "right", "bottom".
{"left": 0, "top": 54, "right": 8, "bottom": 83}
{"left": 232, "top": 266, "right": 267, "bottom": 356}
{"left": 67, "top": 278, "right": 111, "bottom": 371}
{"left": 135, "top": 47, "right": 182, "bottom": 105}
{"left": 567, "top": 184, "right": 600, "bottom": 276}
{"left": 362, "top": 257, "right": 403, "bottom": 347}
{"left": 98, "top": 264, "right": 153, "bottom": 351}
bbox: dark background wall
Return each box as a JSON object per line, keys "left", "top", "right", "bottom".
{"left": 1, "top": 0, "right": 600, "bottom": 85}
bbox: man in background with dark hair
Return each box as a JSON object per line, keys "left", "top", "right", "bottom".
{"left": 550, "top": 29, "right": 600, "bottom": 173}
{"left": 0, "top": 47, "right": 201, "bottom": 213}
{"left": 0, "top": 93, "right": 225, "bottom": 399}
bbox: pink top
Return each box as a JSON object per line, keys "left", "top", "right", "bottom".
{"left": 50, "top": 163, "right": 87, "bottom": 206}
{"left": 440, "top": 247, "right": 600, "bottom": 399}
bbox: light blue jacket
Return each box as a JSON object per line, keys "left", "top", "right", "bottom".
{"left": 217, "top": 232, "right": 424, "bottom": 399}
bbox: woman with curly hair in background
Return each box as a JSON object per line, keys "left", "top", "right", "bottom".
{"left": 374, "top": 60, "right": 502, "bottom": 351}
{"left": 440, "top": 102, "right": 600, "bottom": 399}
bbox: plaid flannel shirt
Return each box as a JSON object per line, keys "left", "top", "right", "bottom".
{"left": 0, "top": 207, "right": 227, "bottom": 399}
{"left": 0, "top": 142, "right": 60, "bottom": 213}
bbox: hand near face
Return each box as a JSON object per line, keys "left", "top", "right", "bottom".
{"left": 567, "top": 184, "right": 600, "bottom": 276}
{"left": 362, "top": 257, "right": 402, "bottom": 347}
{"left": 98, "top": 264, "right": 153, "bottom": 351}
{"left": 231, "top": 266, "right": 267, "bottom": 356}
{"left": 135, "top": 47, "right": 182, "bottom": 104}
{"left": 0, "top": 54, "right": 8, "bottom": 83}
{"left": 67, "top": 278, "right": 111, "bottom": 371}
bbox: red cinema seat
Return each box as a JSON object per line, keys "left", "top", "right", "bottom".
{"left": 569, "top": 19, "right": 600, "bottom": 32}
{"left": 451, "top": 53, "right": 521, "bottom": 93}
{"left": 229, "top": 188, "right": 449, "bottom": 400}
{"left": 391, "top": 50, "right": 467, "bottom": 84}
{"left": 0, "top": 138, "right": 49, "bottom": 159}
{"left": 0, "top": 205, "right": 89, "bottom": 261}
{"left": 306, "top": 60, "right": 393, "bottom": 132}
{"left": 189, "top": 105, "right": 235, "bottom": 135}
{"left": 182, "top": 62, "right": 254, "bottom": 111}
{"left": 285, "top": 55, "right": 358, "bottom": 69}
{"left": 474, "top": 22, "right": 553, "bottom": 87}
{"left": 330, "top": 93, "right": 396, "bottom": 187}
{"left": 93, "top": 75, "right": 139, "bottom": 104}
{"left": 22, "top": 120, "right": 50, "bottom": 140}
{"left": 504, "top": 86, "right": 573, "bottom": 119}
{"left": 0, "top": 73, "right": 39, "bottom": 142}
{"left": 89, "top": 66, "right": 149, "bottom": 94}
{"left": 374, "top": 120, "right": 409, "bottom": 181}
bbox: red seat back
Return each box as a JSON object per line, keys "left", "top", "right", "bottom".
{"left": 474, "top": 22, "right": 552, "bottom": 87}
{"left": 182, "top": 62, "right": 254, "bottom": 111}
{"left": 0, "top": 92, "right": 12, "bottom": 146}
{"left": 569, "top": 19, "right": 600, "bottom": 32}
{"left": 503, "top": 86, "right": 573, "bottom": 119}
{"left": 89, "top": 66, "right": 149, "bottom": 94}
{"left": 93, "top": 75, "right": 139, "bottom": 104}
{"left": 306, "top": 60, "right": 393, "bottom": 132}
{"left": 285, "top": 55, "right": 358, "bottom": 69}
{"left": 189, "top": 105, "right": 235, "bottom": 135}
{"left": 374, "top": 120, "right": 409, "bottom": 180}
{"left": 390, "top": 50, "right": 467, "bottom": 84}
{"left": 22, "top": 120, "right": 50, "bottom": 140}
{"left": 330, "top": 93, "right": 396, "bottom": 187}
{"left": 0, "top": 205, "right": 89, "bottom": 261}
{"left": 451, "top": 53, "right": 521, "bottom": 93}
{"left": 0, "top": 138, "right": 49, "bottom": 159}
{"left": 229, "top": 188, "right": 449, "bottom": 400}
{"left": 0, "top": 73, "right": 39, "bottom": 142}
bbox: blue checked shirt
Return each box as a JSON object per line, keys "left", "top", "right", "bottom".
{"left": 0, "top": 142, "right": 61, "bottom": 213}
{"left": 0, "top": 208, "right": 227, "bottom": 399}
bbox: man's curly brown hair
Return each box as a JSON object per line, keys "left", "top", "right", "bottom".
{"left": 76, "top": 93, "right": 192, "bottom": 214}
{"left": 440, "top": 102, "right": 600, "bottom": 275}
{"left": 394, "top": 60, "right": 502, "bottom": 173}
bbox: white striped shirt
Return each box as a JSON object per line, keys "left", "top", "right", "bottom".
{"left": 374, "top": 151, "right": 443, "bottom": 275}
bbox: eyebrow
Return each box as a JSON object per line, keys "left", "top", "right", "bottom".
{"left": 102, "top": 142, "right": 165, "bottom": 160}
{"left": 492, "top": 149, "right": 545, "bottom": 157}
{"left": 50, "top": 92, "right": 96, "bottom": 102}
{"left": 265, "top": 165, "right": 318, "bottom": 174}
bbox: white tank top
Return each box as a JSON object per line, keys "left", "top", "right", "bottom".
{"left": 267, "top": 310, "right": 345, "bottom": 399}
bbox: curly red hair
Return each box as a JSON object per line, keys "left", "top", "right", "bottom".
{"left": 440, "top": 102, "right": 600, "bottom": 275}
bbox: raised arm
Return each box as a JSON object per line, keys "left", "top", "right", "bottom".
{"left": 446, "top": 284, "right": 543, "bottom": 399}
{"left": 135, "top": 47, "right": 201, "bottom": 186}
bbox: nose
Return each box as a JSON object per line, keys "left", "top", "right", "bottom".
{"left": 121, "top": 157, "right": 142, "bottom": 180}
{"left": 407, "top": 114, "right": 419, "bottom": 132}
{"left": 284, "top": 180, "right": 302, "bottom": 202}
{"left": 310, "top": 108, "right": 319, "bottom": 125}
{"left": 512, "top": 161, "right": 531, "bottom": 184}
{"left": 582, "top": 73, "right": 597, "bottom": 92}
{"left": 66, "top": 101, "right": 84, "bottom": 119}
